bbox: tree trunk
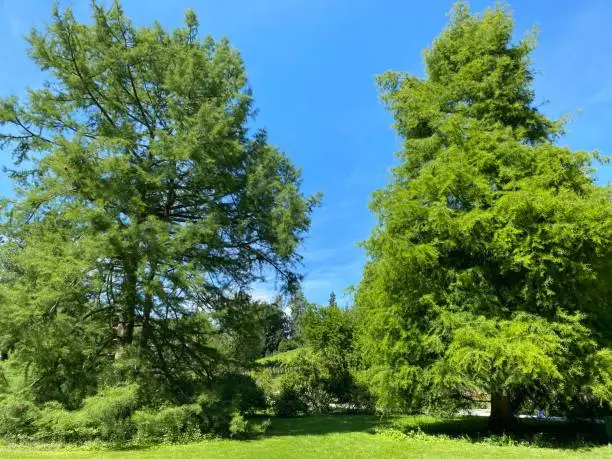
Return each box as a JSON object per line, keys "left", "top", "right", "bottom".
{"left": 488, "top": 392, "right": 517, "bottom": 433}
{"left": 140, "top": 291, "right": 153, "bottom": 352}
{"left": 114, "top": 309, "right": 134, "bottom": 360}
{"left": 115, "top": 259, "right": 137, "bottom": 359}
{"left": 139, "top": 266, "right": 157, "bottom": 355}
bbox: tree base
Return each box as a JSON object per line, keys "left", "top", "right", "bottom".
{"left": 488, "top": 393, "right": 518, "bottom": 433}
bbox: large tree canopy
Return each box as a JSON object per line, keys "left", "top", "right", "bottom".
{"left": 355, "top": 3, "right": 612, "bottom": 430}
{"left": 0, "top": 1, "right": 317, "bottom": 406}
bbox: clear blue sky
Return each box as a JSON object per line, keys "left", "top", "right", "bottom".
{"left": 1, "top": 0, "right": 611, "bottom": 306}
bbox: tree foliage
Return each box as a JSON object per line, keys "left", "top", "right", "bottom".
{"left": 355, "top": 3, "right": 612, "bottom": 430}
{"left": 259, "top": 297, "right": 291, "bottom": 357}
{"left": 0, "top": 0, "right": 316, "bottom": 408}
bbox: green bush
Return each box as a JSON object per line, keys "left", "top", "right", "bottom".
{"left": 346, "top": 380, "right": 376, "bottom": 413}
{"left": 254, "top": 347, "right": 373, "bottom": 415}
{"left": 35, "top": 384, "right": 138, "bottom": 442}
{"left": 217, "top": 373, "right": 267, "bottom": 414}
{"left": 0, "top": 395, "right": 40, "bottom": 439}
{"left": 80, "top": 385, "right": 139, "bottom": 441}
{"left": 228, "top": 412, "right": 270, "bottom": 439}
{"left": 133, "top": 404, "right": 203, "bottom": 443}
{"left": 192, "top": 388, "right": 270, "bottom": 438}
{"left": 228, "top": 412, "right": 249, "bottom": 438}
{"left": 195, "top": 391, "right": 232, "bottom": 435}
{"left": 35, "top": 401, "right": 91, "bottom": 442}
{"left": 0, "top": 379, "right": 270, "bottom": 443}
{"left": 273, "top": 385, "right": 309, "bottom": 417}
{"left": 271, "top": 354, "right": 333, "bottom": 416}
{"left": 278, "top": 338, "right": 298, "bottom": 353}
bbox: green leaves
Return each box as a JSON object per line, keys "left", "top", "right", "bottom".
{"left": 0, "top": 1, "right": 316, "bottom": 407}
{"left": 441, "top": 312, "right": 586, "bottom": 396}
{"left": 356, "top": 2, "right": 612, "bottom": 418}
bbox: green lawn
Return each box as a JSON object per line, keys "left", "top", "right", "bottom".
{"left": 2, "top": 415, "right": 611, "bottom": 458}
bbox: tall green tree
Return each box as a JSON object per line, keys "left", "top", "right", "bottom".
{"left": 328, "top": 291, "right": 338, "bottom": 309}
{"left": 286, "top": 300, "right": 363, "bottom": 408}
{"left": 287, "top": 289, "right": 311, "bottom": 342}
{"left": 259, "top": 297, "right": 291, "bottom": 357}
{"left": 0, "top": 1, "right": 317, "bottom": 405}
{"left": 356, "top": 3, "right": 612, "bottom": 431}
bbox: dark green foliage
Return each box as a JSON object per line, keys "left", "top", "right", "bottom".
{"left": 301, "top": 302, "right": 352, "bottom": 353}
{"left": 254, "top": 348, "right": 328, "bottom": 417}
{"left": 274, "top": 353, "right": 333, "bottom": 416}
{"left": 0, "top": 396, "right": 40, "bottom": 440}
{"left": 215, "top": 373, "right": 267, "bottom": 415}
{"left": 300, "top": 303, "right": 375, "bottom": 412}
{"left": 1, "top": 380, "right": 269, "bottom": 443}
{"left": 287, "top": 290, "right": 312, "bottom": 342}
{"left": 277, "top": 338, "right": 299, "bottom": 353}
{"left": 210, "top": 294, "right": 270, "bottom": 369}
{"left": 260, "top": 299, "right": 291, "bottom": 357}
{"left": 382, "top": 415, "right": 607, "bottom": 447}
{"left": 191, "top": 387, "right": 269, "bottom": 439}
{"left": 300, "top": 303, "right": 357, "bottom": 404}
{"left": 273, "top": 386, "right": 310, "bottom": 418}
{"left": 228, "top": 413, "right": 270, "bottom": 439}
{"left": 356, "top": 2, "right": 612, "bottom": 429}
{"left": 34, "top": 385, "right": 139, "bottom": 442}
{"left": 148, "top": 374, "right": 268, "bottom": 438}
{"left": 132, "top": 404, "right": 204, "bottom": 443}
{"left": 254, "top": 303, "right": 375, "bottom": 416}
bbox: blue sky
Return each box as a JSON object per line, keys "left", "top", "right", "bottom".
{"left": 1, "top": 0, "right": 611, "bottom": 306}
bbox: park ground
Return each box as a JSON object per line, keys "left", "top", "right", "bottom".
{"left": 1, "top": 415, "right": 611, "bottom": 458}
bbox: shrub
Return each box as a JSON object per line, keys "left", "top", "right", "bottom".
{"left": 273, "top": 385, "right": 309, "bottom": 417}
{"left": 278, "top": 338, "right": 298, "bottom": 353}
{"left": 216, "top": 373, "right": 267, "bottom": 414}
{"left": 0, "top": 395, "right": 40, "bottom": 439}
{"left": 132, "top": 404, "right": 203, "bottom": 443}
{"left": 0, "top": 380, "right": 270, "bottom": 443}
{"left": 228, "top": 412, "right": 270, "bottom": 439}
{"left": 196, "top": 391, "right": 232, "bottom": 435}
{"left": 228, "top": 412, "right": 249, "bottom": 438}
{"left": 270, "top": 354, "right": 333, "bottom": 416}
{"left": 345, "top": 380, "right": 376, "bottom": 413}
{"left": 36, "top": 401, "right": 96, "bottom": 442}
{"left": 35, "top": 384, "right": 139, "bottom": 442}
{"left": 80, "top": 385, "right": 139, "bottom": 441}
{"left": 254, "top": 347, "right": 373, "bottom": 415}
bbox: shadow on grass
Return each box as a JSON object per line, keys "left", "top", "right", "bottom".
{"left": 264, "top": 413, "right": 607, "bottom": 450}
{"left": 390, "top": 415, "right": 607, "bottom": 449}
{"left": 266, "top": 414, "right": 384, "bottom": 437}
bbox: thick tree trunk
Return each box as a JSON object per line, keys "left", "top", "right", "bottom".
{"left": 114, "top": 309, "right": 134, "bottom": 360}
{"left": 488, "top": 392, "right": 517, "bottom": 433}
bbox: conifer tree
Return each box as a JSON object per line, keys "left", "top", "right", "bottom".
{"left": 356, "top": 3, "right": 612, "bottom": 430}
{"left": 0, "top": 1, "right": 316, "bottom": 404}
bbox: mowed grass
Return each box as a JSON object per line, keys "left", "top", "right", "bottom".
{"left": 2, "top": 415, "right": 611, "bottom": 459}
